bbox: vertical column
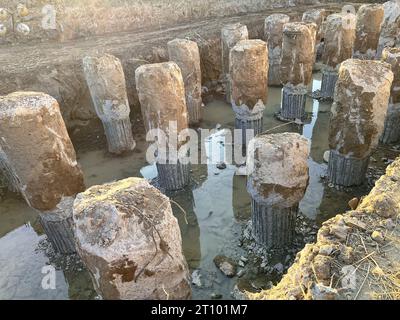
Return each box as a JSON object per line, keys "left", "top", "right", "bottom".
{"left": 302, "top": 9, "right": 326, "bottom": 67}
{"left": 377, "top": 0, "right": 400, "bottom": 58}
{"left": 230, "top": 40, "right": 268, "bottom": 144}
{"left": 247, "top": 133, "right": 309, "bottom": 248}
{"left": 0, "top": 92, "right": 85, "bottom": 211}
{"left": 39, "top": 197, "right": 76, "bottom": 254}
{"left": 264, "top": 14, "right": 290, "bottom": 86}
{"left": 73, "top": 177, "right": 191, "bottom": 300}
{"left": 320, "top": 13, "right": 356, "bottom": 99}
{"left": 353, "top": 4, "right": 384, "bottom": 59}
{"left": 328, "top": 59, "right": 393, "bottom": 187}
{"left": 168, "top": 39, "right": 203, "bottom": 125}
{"left": 83, "top": 54, "right": 135, "bottom": 155}
{"left": 135, "top": 62, "right": 190, "bottom": 191}
{"left": 279, "top": 22, "right": 315, "bottom": 121}
{"left": 380, "top": 48, "right": 400, "bottom": 144}
{"left": 221, "top": 23, "right": 249, "bottom": 103}
{"left": 302, "top": 9, "right": 326, "bottom": 44}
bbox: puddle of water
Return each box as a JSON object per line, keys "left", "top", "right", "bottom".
{"left": 0, "top": 73, "right": 372, "bottom": 299}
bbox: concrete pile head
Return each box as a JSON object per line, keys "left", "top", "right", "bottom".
{"left": 221, "top": 23, "right": 249, "bottom": 76}
{"left": 167, "top": 39, "right": 202, "bottom": 125}
{"left": 302, "top": 9, "right": 327, "bottom": 41}
{"left": 73, "top": 177, "right": 191, "bottom": 300}
{"left": 377, "top": 0, "right": 400, "bottom": 57}
{"left": 280, "top": 22, "right": 315, "bottom": 86}
{"left": 82, "top": 54, "right": 131, "bottom": 122}
{"left": 264, "top": 14, "right": 290, "bottom": 86}
{"left": 229, "top": 39, "right": 268, "bottom": 118}
{"left": 329, "top": 59, "right": 394, "bottom": 159}
{"left": 322, "top": 13, "right": 356, "bottom": 68}
{"left": 135, "top": 61, "right": 189, "bottom": 145}
{"left": 354, "top": 4, "right": 385, "bottom": 58}
{"left": 0, "top": 91, "right": 85, "bottom": 211}
{"left": 246, "top": 132, "right": 310, "bottom": 208}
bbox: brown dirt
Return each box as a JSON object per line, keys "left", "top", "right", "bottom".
{"left": 0, "top": 2, "right": 351, "bottom": 143}
{"left": 249, "top": 155, "right": 400, "bottom": 300}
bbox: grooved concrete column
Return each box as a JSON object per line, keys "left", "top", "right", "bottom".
{"left": 168, "top": 39, "right": 203, "bottom": 125}
{"left": 280, "top": 22, "right": 315, "bottom": 121}
{"left": 353, "top": 4, "right": 384, "bottom": 59}
{"left": 380, "top": 104, "right": 400, "bottom": 144}
{"left": 0, "top": 92, "right": 85, "bottom": 211}
{"left": 320, "top": 13, "right": 356, "bottom": 99}
{"left": 230, "top": 40, "right": 268, "bottom": 143}
{"left": 381, "top": 47, "right": 400, "bottom": 144}
{"left": 73, "top": 177, "right": 191, "bottom": 300}
{"left": 328, "top": 60, "right": 393, "bottom": 186}
{"left": 135, "top": 62, "right": 190, "bottom": 191}
{"left": 264, "top": 14, "right": 290, "bottom": 86}
{"left": 83, "top": 54, "right": 135, "bottom": 155}
{"left": 247, "top": 133, "right": 309, "bottom": 249}
{"left": 377, "top": 0, "right": 400, "bottom": 58}
{"left": 39, "top": 197, "right": 76, "bottom": 254}
{"left": 221, "top": 23, "right": 249, "bottom": 103}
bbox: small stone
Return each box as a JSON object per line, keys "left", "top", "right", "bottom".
{"left": 329, "top": 223, "right": 350, "bottom": 241}
{"left": 341, "top": 265, "right": 357, "bottom": 291}
{"left": 381, "top": 219, "right": 396, "bottom": 230}
{"left": 372, "top": 266, "right": 385, "bottom": 277}
{"left": 339, "top": 245, "right": 354, "bottom": 264}
{"left": 238, "top": 261, "right": 245, "bottom": 267}
{"left": 319, "top": 244, "right": 335, "bottom": 256}
{"left": 230, "top": 285, "right": 245, "bottom": 300}
{"left": 343, "top": 216, "right": 367, "bottom": 231}
{"left": 211, "top": 293, "right": 223, "bottom": 300}
{"left": 348, "top": 198, "right": 359, "bottom": 210}
{"left": 371, "top": 231, "right": 385, "bottom": 243}
{"left": 273, "top": 263, "right": 284, "bottom": 274}
{"left": 191, "top": 270, "right": 202, "bottom": 287}
{"left": 312, "top": 283, "right": 338, "bottom": 300}
{"left": 213, "top": 255, "right": 237, "bottom": 277}
{"left": 323, "top": 150, "right": 330, "bottom": 163}
{"left": 313, "top": 255, "right": 331, "bottom": 280}
{"left": 216, "top": 162, "right": 227, "bottom": 170}
{"left": 237, "top": 269, "right": 245, "bottom": 278}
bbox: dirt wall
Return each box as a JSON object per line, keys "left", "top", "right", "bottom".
{"left": 0, "top": 3, "right": 332, "bottom": 134}
{"left": 0, "top": 0, "right": 318, "bottom": 44}
{"left": 0, "top": 2, "right": 356, "bottom": 140}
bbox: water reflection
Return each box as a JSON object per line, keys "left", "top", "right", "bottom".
{"left": 0, "top": 225, "right": 68, "bottom": 299}
{"left": 169, "top": 186, "right": 202, "bottom": 270}
{"left": 232, "top": 174, "right": 251, "bottom": 221}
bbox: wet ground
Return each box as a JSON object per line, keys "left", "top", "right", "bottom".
{"left": 0, "top": 72, "right": 398, "bottom": 300}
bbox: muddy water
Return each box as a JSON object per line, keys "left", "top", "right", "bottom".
{"left": 0, "top": 73, "right": 374, "bottom": 300}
